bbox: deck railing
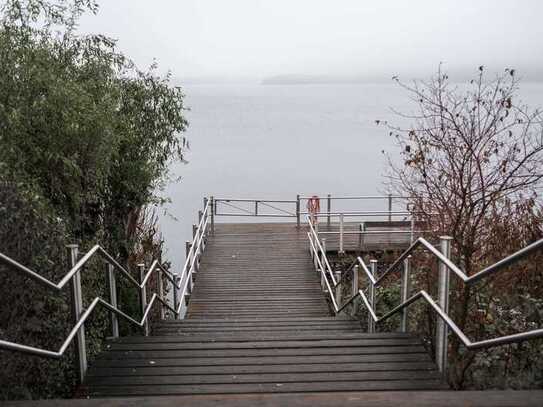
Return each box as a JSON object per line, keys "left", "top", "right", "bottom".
{"left": 0, "top": 197, "right": 214, "bottom": 384}
{"left": 306, "top": 213, "right": 543, "bottom": 377}
{"left": 0, "top": 245, "right": 178, "bottom": 383}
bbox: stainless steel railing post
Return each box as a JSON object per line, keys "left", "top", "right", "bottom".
{"left": 321, "top": 238, "right": 327, "bottom": 292}
{"left": 156, "top": 263, "right": 165, "bottom": 320}
{"left": 138, "top": 263, "right": 149, "bottom": 336}
{"left": 339, "top": 213, "right": 344, "bottom": 254}
{"left": 327, "top": 194, "right": 331, "bottom": 227}
{"left": 185, "top": 241, "right": 192, "bottom": 299}
{"left": 172, "top": 273, "right": 179, "bottom": 319}
{"left": 67, "top": 244, "right": 87, "bottom": 383}
{"left": 400, "top": 255, "right": 411, "bottom": 332}
{"left": 335, "top": 270, "right": 342, "bottom": 306}
{"left": 388, "top": 193, "right": 392, "bottom": 222}
{"left": 352, "top": 265, "right": 359, "bottom": 297}
{"left": 296, "top": 194, "right": 301, "bottom": 227}
{"left": 106, "top": 263, "right": 119, "bottom": 338}
{"left": 368, "top": 259, "right": 377, "bottom": 333}
{"left": 210, "top": 196, "right": 215, "bottom": 234}
{"left": 436, "top": 236, "right": 452, "bottom": 376}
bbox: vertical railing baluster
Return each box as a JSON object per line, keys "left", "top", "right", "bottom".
{"left": 335, "top": 270, "right": 342, "bottom": 307}
{"left": 173, "top": 272, "right": 179, "bottom": 319}
{"left": 436, "top": 236, "right": 452, "bottom": 377}
{"left": 351, "top": 264, "right": 359, "bottom": 317}
{"left": 352, "top": 265, "right": 359, "bottom": 297}
{"left": 138, "top": 263, "right": 149, "bottom": 336}
{"left": 185, "top": 241, "right": 192, "bottom": 298}
{"left": 67, "top": 244, "right": 87, "bottom": 383}
{"left": 368, "top": 259, "right": 377, "bottom": 333}
{"left": 321, "top": 238, "right": 327, "bottom": 292}
{"left": 400, "top": 256, "right": 411, "bottom": 332}
{"left": 296, "top": 194, "right": 301, "bottom": 227}
{"left": 339, "top": 213, "right": 344, "bottom": 254}
{"left": 210, "top": 196, "right": 215, "bottom": 234}
{"left": 156, "top": 264, "right": 164, "bottom": 320}
{"left": 388, "top": 194, "right": 392, "bottom": 222}
{"left": 106, "top": 263, "right": 119, "bottom": 338}
{"left": 327, "top": 194, "right": 331, "bottom": 227}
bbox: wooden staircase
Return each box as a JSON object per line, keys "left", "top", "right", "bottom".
{"left": 81, "top": 223, "right": 446, "bottom": 397}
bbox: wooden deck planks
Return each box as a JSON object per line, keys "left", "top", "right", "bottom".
{"left": 80, "top": 222, "right": 447, "bottom": 398}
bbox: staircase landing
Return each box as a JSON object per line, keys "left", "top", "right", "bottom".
{"left": 81, "top": 222, "right": 446, "bottom": 397}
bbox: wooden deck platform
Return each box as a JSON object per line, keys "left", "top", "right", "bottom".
{"left": 80, "top": 222, "right": 445, "bottom": 397}
{"left": 10, "top": 222, "right": 543, "bottom": 405}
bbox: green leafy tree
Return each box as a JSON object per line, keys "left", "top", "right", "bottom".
{"left": 0, "top": 0, "right": 188, "bottom": 399}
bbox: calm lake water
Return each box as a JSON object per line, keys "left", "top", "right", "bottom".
{"left": 159, "top": 82, "right": 543, "bottom": 271}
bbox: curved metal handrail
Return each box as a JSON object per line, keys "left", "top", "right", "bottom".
{"left": 176, "top": 203, "right": 211, "bottom": 314}
{"left": 354, "top": 288, "right": 543, "bottom": 350}
{"left": 359, "top": 236, "right": 543, "bottom": 288}
{"left": 0, "top": 292, "right": 176, "bottom": 358}
{"left": 0, "top": 244, "right": 178, "bottom": 378}
{"left": 0, "top": 246, "right": 179, "bottom": 297}
{"left": 307, "top": 215, "right": 337, "bottom": 286}
{"left": 307, "top": 231, "right": 339, "bottom": 311}
{"left": 0, "top": 245, "right": 140, "bottom": 290}
{"left": 332, "top": 236, "right": 543, "bottom": 350}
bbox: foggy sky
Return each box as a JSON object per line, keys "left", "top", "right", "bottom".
{"left": 78, "top": 0, "right": 543, "bottom": 81}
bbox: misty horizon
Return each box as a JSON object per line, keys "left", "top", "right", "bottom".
{"left": 78, "top": 1, "right": 543, "bottom": 83}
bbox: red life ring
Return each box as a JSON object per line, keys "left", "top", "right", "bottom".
{"left": 307, "top": 195, "right": 320, "bottom": 223}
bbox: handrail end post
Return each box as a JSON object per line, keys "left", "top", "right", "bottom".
{"left": 352, "top": 264, "right": 359, "bottom": 298}
{"left": 400, "top": 255, "right": 411, "bottom": 332}
{"left": 210, "top": 196, "right": 215, "bottom": 234}
{"left": 67, "top": 244, "right": 87, "bottom": 383}
{"left": 106, "top": 263, "right": 119, "bottom": 338}
{"left": 327, "top": 194, "right": 331, "bottom": 227}
{"left": 368, "top": 259, "right": 378, "bottom": 333}
{"left": 138, "top": 263, "right": 149, "bottom": 336}
{"left": 436, "top": 236, "right": 452, "bottom": 377}
{"left": 334, "top": 269, "right": 342, "bottom": 307}
{"left": 296, "top": 194, "right": 301, "bottom": 227}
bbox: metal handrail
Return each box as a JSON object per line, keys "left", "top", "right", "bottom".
{"left": 0, "top": 292, "right": 175, "bottom": 359}
{"left": 307, "top": 215, "right": 337, "bottom": 286}
{"left": 329, "top": 234, "right": 543, "bottom": 376}
{"left": 0, "top": 195, "right": 208, "bottom": 385}
{"left": 0, "top": 245, "right": 177, "bottom": 382}
{"left": 174, "top": 198, "right": 212, "bottom": 315}
{"left": 0, "top": 245, "right": 140, "bottom": 290}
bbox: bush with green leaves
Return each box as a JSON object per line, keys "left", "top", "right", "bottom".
{"left": 0, "top": 0, "right": 188, "bottom": 399}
